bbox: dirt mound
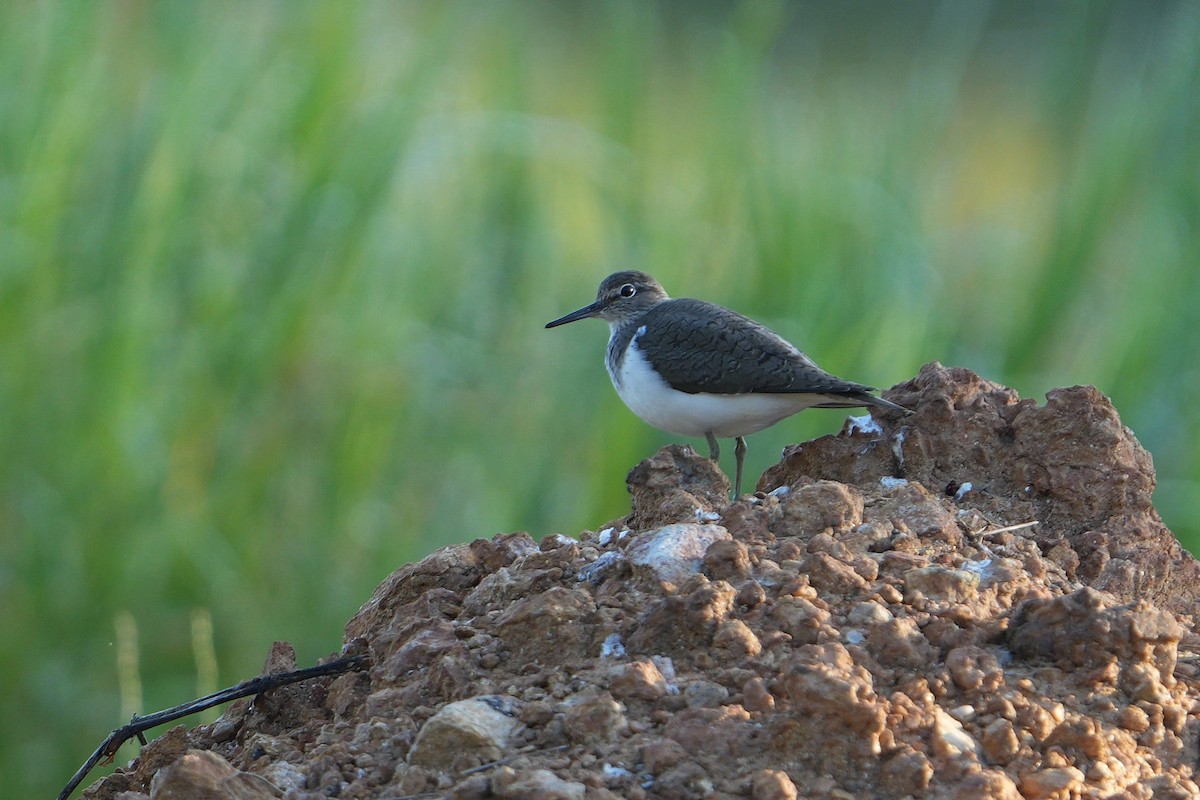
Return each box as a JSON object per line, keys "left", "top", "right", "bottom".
{"left": 83, "top": 363, "right": 1200, "bottom": 799}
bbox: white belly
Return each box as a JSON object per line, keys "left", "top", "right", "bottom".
{"left": 610, "top": 338, "right": 822, "bottom": 438}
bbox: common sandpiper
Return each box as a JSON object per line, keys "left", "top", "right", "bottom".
{"left": 546, "top": 270, "right": 909, "bottom": 497}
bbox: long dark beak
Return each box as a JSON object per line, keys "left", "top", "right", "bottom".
{"left": 545, "top": 301, "right": 603, "bottom": 328}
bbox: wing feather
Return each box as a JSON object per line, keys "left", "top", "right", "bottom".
{"left": 633, "top": 299, "right": 875, "bottom": 397}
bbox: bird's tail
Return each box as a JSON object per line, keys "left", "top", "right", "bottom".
{"left": 813, "top": 391, "right": 911, "bottom": 414}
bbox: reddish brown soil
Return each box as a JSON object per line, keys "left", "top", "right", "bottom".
{"left": 83, "top": 363, "right": 1200, "bottom": 800}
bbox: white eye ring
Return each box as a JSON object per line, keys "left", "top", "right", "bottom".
{"left": 619, "top": 283, "right": 636, "bottom": 298}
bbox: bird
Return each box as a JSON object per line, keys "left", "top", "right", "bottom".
{"left": 545, "top": 270, "right": 908, "bottom": 497}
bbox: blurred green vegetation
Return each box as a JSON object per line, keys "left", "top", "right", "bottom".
{"left": 2, "top": 1, "right": 1198, "bottom": 795}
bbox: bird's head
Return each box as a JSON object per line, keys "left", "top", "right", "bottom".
{"left": 545, "top": 271, "right": 669, "bottom": 328}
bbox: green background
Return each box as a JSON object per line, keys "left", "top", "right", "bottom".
{"left": 4, "top": 2, "right": 1198, "bottom": 795}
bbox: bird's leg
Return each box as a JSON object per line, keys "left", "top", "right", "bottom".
{"left": 705, "top": 432, "right": 720, "bottom": 462}
{"left": 734, "top": 436, "right": 747, "bottom": 498}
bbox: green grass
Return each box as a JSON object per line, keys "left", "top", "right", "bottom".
{"left": 2, "top": 2, "right": 1198, "bottom": 795}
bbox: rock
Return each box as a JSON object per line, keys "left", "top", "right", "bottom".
{"left": 775, "top": 480, "right": 864, "bottom": 538}
{"left": 650, "top": 759, "right": 715, "bottom": 798}
{"left": 495, "top": 586, "right": 597, "bottom": 663}
{"left": 662, "top": 704, "right": 754, "bottom": 756}
{"left": 930, "top": 708, "right": 980, "bottom": 760}
{"left": 952, "top": 769, "right": 1022, "bottom": 800}
{"left": 608, "top": 659, "right": 668, "bottom": 701}
{"left": 866, "top": 616, "right": 934, "bottom": 668}
{"left": 781, "top": 643, "right": 886, "bottom": 759}
{"left": 148, "top": 750, "right": 281, "bottom": 799}
{"left": 749, "top": 768, "right": 798, "bottom": 800}
{"left": 626, "top": 576, "right": 736, "bottom": 660}
{"left": 682, "top": 679, "right": 729, "bottom": 709}
{"left": 626, "top": 523, "right": 732, "bottom": 590}
{"left": 769, "top": 596, "right": 831, "bottom": 645}
{"left": 872, "top": 482, "right": 962, "bottom": 546}
{"left": 803, "top": 551, "right": 870, "bottom": 596}
{"left": 407, "top": 696, "right": 519, "bottom": 768}
{"left": 491, "top": 767, "right": 586, "bottom": 800}
{"left": 345, "top": 539, "right": 491, "bottom": 641}
{"left": 980, "top": 718, "right": 1020, "bottom": 764}
{"left": 1018, "top": 766, "right": 1085, "bottom": 799}
{"left": 626, "top": 444, "right": 730, "bottom": 529}
{"left": 641, "top": 738, "right": 688, "bottom": 773}
{"left": 561, "top": 691, "right": 628, "bottom": 744}
{"left": 577, "top": 549, "right": 629, "bottom": 586}
{"left": 904, "top": 565, "right": 980, "bottom": 605}
{"left": 848, "top": 600, "right": 892, "bottom": 627}
{"left": 742, "top": 676, "right": 775, "bottom": 713}
{"left": 1118, "top": 704, "right": 1151, "bottom": 732}
{"left": 713, "top": 618, "right": 762, "bottom": 659}
{"left": 945, "top": 646, "right": 1004, "bottom": 692}
{"left": 1008, "top": 587, "right": 1182, "bottom": 682}
{"left": 703, "top": 538, "right": 751, "bottom": 581}
{"left": 382, "top": 618, "right": 460, "bottom": 679}
{"left": 255, "top": 762, "right": 304, "bottom": 794}
{"left": 878, "top": 748, "right": 933, "bottom": 795}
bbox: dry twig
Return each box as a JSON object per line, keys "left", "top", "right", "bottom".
{"left": 57, "top": 654, "right": 369, "bottom": 800}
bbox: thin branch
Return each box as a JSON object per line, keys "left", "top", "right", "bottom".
{"left": 57, "top": 655, "right": 369, "bottom": 800}
{"left": 983, "top": 520, "right": 1040, "bottom": 535}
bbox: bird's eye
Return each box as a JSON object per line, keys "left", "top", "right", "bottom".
{"left": 619, "top": 283, "right": 636, "bottom": 298}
